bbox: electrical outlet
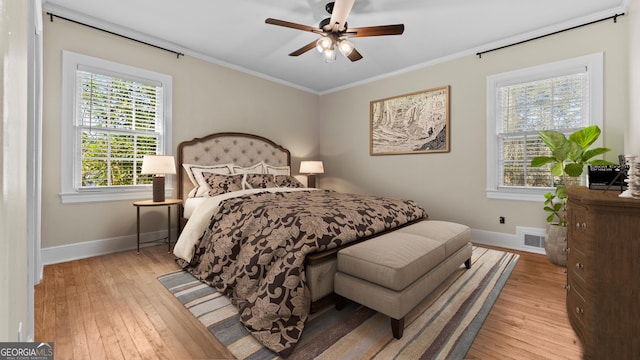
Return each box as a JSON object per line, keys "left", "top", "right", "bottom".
{"left": 499, "top": 216, "right": 505, "bottom": 224}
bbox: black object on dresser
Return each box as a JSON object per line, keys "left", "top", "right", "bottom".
{"left": 565, "top": 187, "right": 639, "bottom": 359}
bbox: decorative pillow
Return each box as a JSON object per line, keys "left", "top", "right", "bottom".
{"left": 182, "top": 163, "right": 233, "bottom": 197}
{"left": 231, "top": 163, "right": 265, "bottom": 174}
{"left": 202, "top": 173, "right": 243, "bottom": 197}
{"left": 264, "top": 163, "right": 290, "bottom": 176}
{"left": 275, "top": 175, "right": 305, "bottom": 188}
{"left": 244, "top": 174, "right": 277, "bottom": 189}
{"left": 192, "top": 167, "right": 235, "bottom": 197}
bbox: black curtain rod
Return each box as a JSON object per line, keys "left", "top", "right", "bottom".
{"left": 476, "top": 13, "right": 625, "bottom": 58}
{"left": 47, "top": 12, "right": 184, "bottom": 59}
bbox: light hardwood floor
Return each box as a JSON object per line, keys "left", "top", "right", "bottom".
{"left": 35, "top": 244, "right": 582, "bottom": 359}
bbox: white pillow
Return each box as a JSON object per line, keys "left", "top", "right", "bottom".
{"left": 182, "top": 163, "right": 233, "bottom": 197}
{"left": 264, "top": 163, "right": 290, "bottom": 176}
{"left": 231, "top": 163, "right": 265, "bottom": 174}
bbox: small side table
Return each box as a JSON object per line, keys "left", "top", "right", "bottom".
{"left": 133, "top": 198, "right": 182, "bottom": 254}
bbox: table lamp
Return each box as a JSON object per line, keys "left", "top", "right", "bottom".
{"left": 141, "top": 155, "right": 176, "bottom": 202}
{"left": 299, "top": 161, "right": 324, "bottom": 188}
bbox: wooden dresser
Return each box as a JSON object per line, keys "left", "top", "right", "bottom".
{"left": 565, "top": 187, "right": 640, "bottom": 359}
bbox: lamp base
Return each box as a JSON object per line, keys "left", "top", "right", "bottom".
{"left": 152, "top": 176, "right": 165, "bottom": 202}
{"left": 307, "top": 174, "right": 316, "bottom": 188}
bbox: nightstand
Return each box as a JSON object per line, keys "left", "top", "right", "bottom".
{"left": 133, "top": 198, "right": 182, "bottom": 254}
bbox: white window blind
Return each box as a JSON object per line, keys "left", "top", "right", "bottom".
{"left": 497, "top": 72, "right": 588, "bottom": 189}
{"left": 61, "top": 51, "right": 173, "bottom": 203}
{"left": 486, "top": 53, "right": 603, "bottom": 201}
{"left": 75, "top": 68, "right": 162, "bottom": 188}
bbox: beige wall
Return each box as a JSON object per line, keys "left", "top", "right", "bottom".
{"left": 629, "top": 0, "right": 640, "bottom": 154}
{"left": 41, "top": 10, "right": 632, "bottom": 252}
{"left": 42, "top": 18, "right": 319, "bottom": 249}
{"left": 1, "top": 0, "right": 29, "bottom": 341}
{"left": 318, "top": 18, "right": 628, "bottom": 237}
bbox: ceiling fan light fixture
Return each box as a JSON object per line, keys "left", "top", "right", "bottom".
{"left": 323, "top": 47, "right": 336, "bottom": 62}
{"left": 316, "top": 36, "right": 333, "bottom": 53}
{"left": 337, "top": 38, "right": 354, "bottom": 56}
{"left": 265, "top": 0, "right": 404, "bottom": 63}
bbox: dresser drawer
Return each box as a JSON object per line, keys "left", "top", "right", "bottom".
{"left": 566, "top": 201, "right": 592, "bottom": 254}
{"left": 567, "top": 246, "right": 588, "bottom": 280}
{"left": 567, "top": 290, "right": 586, "bottom": 341}
{"left": 567, "top": 271, "right": 586, "bottom": 300}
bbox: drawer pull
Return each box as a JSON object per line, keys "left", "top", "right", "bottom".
{"left": 575, "top": 307, "right": 584, "bottom": 314}
{"left": 564, "top": 284, "right": 570, "bottom": 291}
{"left": 566, "top": 247, "right": 570, "bottom": 254}
{"left": 576, "top": 263, "right": 584, "bottom": 269}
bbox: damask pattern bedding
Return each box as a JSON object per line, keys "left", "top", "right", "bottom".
{"left": 179, "top": 189, "right": 427, "bottom": 354}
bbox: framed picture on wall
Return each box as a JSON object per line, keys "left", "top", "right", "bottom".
{"left": 370, "top": 85, "right": 450, "bottom": 155}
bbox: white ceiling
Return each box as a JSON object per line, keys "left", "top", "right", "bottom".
{"left": 42, "top": 0, "right": 629, "bottom": 94}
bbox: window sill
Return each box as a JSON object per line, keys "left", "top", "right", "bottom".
{"left": 60, "top": 187, "right": 175, "bottom": 204}
{"left": 486, "top": 188, "right": 549, "bottom": 202}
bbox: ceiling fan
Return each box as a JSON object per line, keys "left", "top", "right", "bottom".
{"left": 265, "top": 0, "right": 404, "bottom": 62}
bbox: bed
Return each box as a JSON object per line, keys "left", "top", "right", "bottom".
{"left": 172, "top": 132, "right": 427, "bottom": 354}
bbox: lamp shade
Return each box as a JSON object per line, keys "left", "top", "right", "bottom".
{"left": 316, "top": 36, "right": 333, "bottom": 52}
{"left": 337, "top": 39, "right": 354, "bottom": 56}
{"left": 141, "top": 155, "right": 176, "bottom": 175}
{"left": 299, "top": 161, "right": 324, "bottom": 174}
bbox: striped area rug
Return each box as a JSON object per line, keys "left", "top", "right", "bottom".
{"left": 158, "top": 247, "right": 518, "bottom": 359}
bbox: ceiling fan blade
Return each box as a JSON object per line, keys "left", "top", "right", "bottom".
{"left": 327, "top": 0, "right": 355, "bottom": 31}
{"left": 289, "top": 41, "right": 317, "bottom": 57}
{"left": 265, "top": 18, "right": 323, "bottom": 34}
{"left": 346, "top": 48, "right": 363, "bottom": 62}
{"left": 347, "top": 24, "right": 405, "bottom": 37}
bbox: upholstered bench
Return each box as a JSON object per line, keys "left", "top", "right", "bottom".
{"left": 334, "top": 220, "right": 472, "bottom": 339}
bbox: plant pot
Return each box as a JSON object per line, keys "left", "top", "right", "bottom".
{"left": 545, "top": 224, "right": 567, "bottom": 266}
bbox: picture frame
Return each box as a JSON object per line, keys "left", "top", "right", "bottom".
{"left": 370, "top": 85, "right": 450, "bottom": 155}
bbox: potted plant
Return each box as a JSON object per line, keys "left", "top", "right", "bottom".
{"left": 531, "top": 125, "right": 615, "bottom": 265}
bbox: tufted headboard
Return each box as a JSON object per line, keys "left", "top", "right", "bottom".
{"left": 176, "top": 132, "right": 291, "bottom": 201}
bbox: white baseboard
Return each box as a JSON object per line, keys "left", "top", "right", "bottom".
{"left": 41, "top": 229, "right": 179, "bottom": 265}
{"left": 471, "top": 228, "right": 546, "bottom": 255}
{"left": 41, "top": 227, "right": 544, "bottom": 266}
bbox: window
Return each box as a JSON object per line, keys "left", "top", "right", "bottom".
{"left": 61, "top": 51, "right": 173, "bottom": 203}
{"left": 486, "top": 53, "right": 603, "bottom": 201}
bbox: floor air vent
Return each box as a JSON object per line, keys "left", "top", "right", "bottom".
{"left": 524, "top": 233, "right": 545, "bottom": 248}
{"left": 516, "top": 227, "right": 547, "bottom": 250}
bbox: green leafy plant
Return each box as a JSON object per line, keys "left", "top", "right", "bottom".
{"left": 531, "top": 125, "right": 615, "bottom": 226}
